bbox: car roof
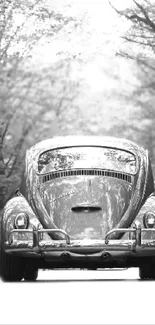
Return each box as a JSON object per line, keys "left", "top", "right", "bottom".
{"left": 27, "top": 135, "right": 146, "bottom": 161}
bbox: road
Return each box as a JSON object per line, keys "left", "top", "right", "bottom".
{"left": 0, "top": 268, "right": 155, "bottom": 324}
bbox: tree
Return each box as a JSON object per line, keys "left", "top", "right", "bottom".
{"left": 1, "top": 0, "right": 145, "bottom": 209}
{"left": 109, "top": 0, "right": 155, "bottom": 174}
{"left": 109, "top": 0, "right": 155, "bottom": 60}
{"left": 0, "top": 0, "right": 81, "bottom": 209}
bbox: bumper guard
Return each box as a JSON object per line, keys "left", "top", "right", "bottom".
{"left": 5, "top": 223, "right": 155, "bottom": 254}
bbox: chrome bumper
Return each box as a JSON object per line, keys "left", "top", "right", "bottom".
{"left": 4, "top": 225, "right": 155, "bottom": 255}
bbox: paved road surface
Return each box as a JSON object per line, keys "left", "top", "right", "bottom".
{"left": 0, "top": 268, "right": 155, "bottom": 324}
{"left": 38, "top": 267, "right": 139, "bottom": 281}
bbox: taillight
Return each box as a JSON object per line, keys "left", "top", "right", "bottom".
{"left": 143, "top": 212, "right": 155, "bottom": 229}
{"left": 14, "top": 213, "right": 29, "bottom": 229}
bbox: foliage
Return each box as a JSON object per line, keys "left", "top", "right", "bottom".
{"left": 1, "top": 0, "right": 155, "bottom": 209}
{"left": 0, "top": 0, "right": 81, "bottom": 207}
{"left": 109, "top": 0, "right": 155, "bottom": 60}
{"left": 109, "top": 0, "right": 155, "bottom": 172}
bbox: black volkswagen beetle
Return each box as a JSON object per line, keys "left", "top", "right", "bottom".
{"left": 1, "top": 135, "right": 155, "bottom": 281}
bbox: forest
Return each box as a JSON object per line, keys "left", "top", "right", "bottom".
{"left": 1, "top": 0, "right": 155, "bottom": 212}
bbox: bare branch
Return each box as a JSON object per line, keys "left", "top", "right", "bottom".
{"left": 133, "top": 0, "right": 155, "bottom": 31}
{"left": 122, "top": 35, "right": 154, "bottom": 47}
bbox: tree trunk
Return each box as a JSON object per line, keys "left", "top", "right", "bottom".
{"left": 0, "top": 121, "right": 8, "bottom": 209}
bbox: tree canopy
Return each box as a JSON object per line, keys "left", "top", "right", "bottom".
{"left": 1, "top": 0, "right": 155, "bottom": 209}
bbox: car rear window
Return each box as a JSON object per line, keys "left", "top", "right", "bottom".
{"left": 38, "top": 147, "right": 137, "bottom": 175}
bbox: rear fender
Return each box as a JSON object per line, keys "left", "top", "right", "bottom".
{"left": 2, "top": 194, "right": 42, "bottom": 241}
{"left": 132, "top": 194, "right": 155, "bottom": 226}
{"left": 123, "top": 194, "right": 155, "bottom": 240}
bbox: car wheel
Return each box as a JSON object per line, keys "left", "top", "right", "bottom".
{"left": 139, "top": 265, "right": 155, "bottom": 280}
{"left": 0, "top": 220, "right": 25, "bottom": 282}
{"left": 0, "top": 246, "right": 24, "bottom": 282}
{"left": 24, "top": 267, "right": 38, "bottom": 281}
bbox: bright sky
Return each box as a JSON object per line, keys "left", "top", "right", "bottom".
{"left": 13, "top": 0, "right": 133, "bottom": 63}
{"left": 13, "top": 0, "right": 134, "bottom": 92}
{"left": 30, "top": 0, "right": 133, "bottom": 65}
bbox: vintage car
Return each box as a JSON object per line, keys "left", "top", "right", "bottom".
{"left": 1, "top": 135, "right": 155, "bottom": 281}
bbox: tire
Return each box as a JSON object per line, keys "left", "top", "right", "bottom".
{"left": 0, "top": 247, "right": 24, "bottom": 282}
{"left": 139, "top": 264, "right": 155, "bottom": 280}
{"left": 24, "top": 267, "right": 38, "bottom": 281}
{"left": 0, "top": 221, "right": 24, "bottom": 282}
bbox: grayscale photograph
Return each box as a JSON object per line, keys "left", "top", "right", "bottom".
{"left": 0, "top": 0, "right": 155, "bottom": 324}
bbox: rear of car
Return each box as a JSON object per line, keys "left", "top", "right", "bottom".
{"left": 38, "top": 146, "right": 137, "bottom": 240}
{"left": 1, "top": 136, "right": 155, "bottom": 281}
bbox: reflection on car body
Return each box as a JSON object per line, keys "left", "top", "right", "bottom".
{"left": 0, "top": 135, "right": 155, "bottom": 281}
